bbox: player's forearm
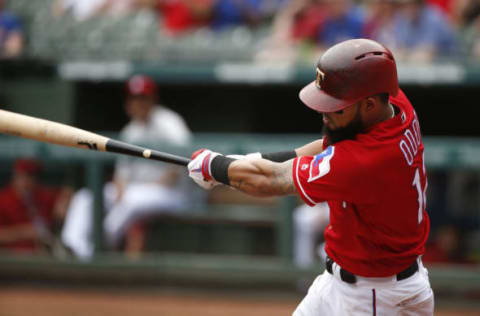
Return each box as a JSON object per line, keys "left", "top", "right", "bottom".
{"left": 227, "top": 159, "right": 272, "bottom": 197}
{"left": 188, "top": 150, "right": 296, "bottom": 195}
{"left": 112, "top": 177, "right": 126, "bottom": 202}
{"left": 255, "top": 139, "right": 323, "bottom": 162}
{"left": 228, "top": 159, "right": 296, "bottom": 197}
{"left": 0, "top": 224, "right": 37, "bottom": 243}
{"left": 295, "top": 138, "right": 324, "bottom": 157}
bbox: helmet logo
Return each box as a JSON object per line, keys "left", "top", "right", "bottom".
{"left": 315, "top": 68, "right": 325, "bottom": 89}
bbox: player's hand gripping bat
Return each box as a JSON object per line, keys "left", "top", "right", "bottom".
{"left": 0, "top": 109, "right": 191, "bottom": 166}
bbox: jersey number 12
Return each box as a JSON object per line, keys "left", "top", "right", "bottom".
{"left": 412, "top": 165, "right": 427, "bottom": 224}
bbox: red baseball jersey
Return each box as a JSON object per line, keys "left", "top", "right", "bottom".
{"left": 292, "top": 89, "right": 430, "bottom": 277}
{"left": 0, "top": 184, "right": 58, "bottom": 252}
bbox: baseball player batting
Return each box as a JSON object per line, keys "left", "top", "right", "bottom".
{"left": 188, "top": 39, "right": 433, "bottom": 315}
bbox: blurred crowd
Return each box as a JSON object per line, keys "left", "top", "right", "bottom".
{"left": 50, "top": 0, "right": 285, "bottom": 32}
{"left": 4, "top": 0, "right": 480, "bottom": 62}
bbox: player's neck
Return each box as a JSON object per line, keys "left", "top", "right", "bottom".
{"left": 364, "top": 103, "right": 395, "bottom": 129}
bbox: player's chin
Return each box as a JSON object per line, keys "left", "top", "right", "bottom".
{"left": 322, "top": 123, "right": 336, "bottom": 133}
{"left": 327, "top": 123, "right": 339, "bottom": 131}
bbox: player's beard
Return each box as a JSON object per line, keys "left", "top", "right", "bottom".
{"left": 323, "top": 110, "right": 364, "bottom": 145}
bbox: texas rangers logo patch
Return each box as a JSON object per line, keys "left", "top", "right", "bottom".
{"left": 315, "top": 68, "right": 325, "bottom": 89}
{"left": 308, "top": 146, "right": 335, "bottom": 182}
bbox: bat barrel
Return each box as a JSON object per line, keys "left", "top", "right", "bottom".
{"left": 0, "top": 109, "right": 191, "bottom": 166}
{"left": 0, "top": 109, "right": 109, "bottom": 151}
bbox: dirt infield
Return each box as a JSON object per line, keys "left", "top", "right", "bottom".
{"left": 0, "top": 287, "right": 478, "bottom": 316}
{"left": 0, "top": 287, "right": 296, "bottom": 316}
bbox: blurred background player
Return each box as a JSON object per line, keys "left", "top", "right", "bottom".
{"left": 293, "top": 202, "right": 329, "bottom": 268}
{"left": 61, "top": 74, "right": 192, "bottom": 259}
{"left": 0, "top": 158, "right": 71, "bottom": 255}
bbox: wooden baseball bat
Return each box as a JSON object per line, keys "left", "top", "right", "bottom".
{"left": 0, "top": 109, "right": 191, "bottom": 166}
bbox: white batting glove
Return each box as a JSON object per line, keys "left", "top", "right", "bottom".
{"left": 226, "top": 152, "right": 262, "bottom": 160}
{"left": 188, "top": 149, "right": 222, "bottom": 190}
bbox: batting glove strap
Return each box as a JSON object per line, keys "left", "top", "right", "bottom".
{"left": 210, "top": 155, "right": 236, "bottom": 185}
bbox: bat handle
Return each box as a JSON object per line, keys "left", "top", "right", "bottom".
{"left": 106, "top": 139, "right": 191, "bottom": 166}
{"left": 150, "top": 152, "right": 191, "bottom": 166}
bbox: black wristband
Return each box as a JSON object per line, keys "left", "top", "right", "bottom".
{"left": 211, "top": 155, "right": 236, "bottom": 185}
{"left": 261, "top": 150, "right": 297, "bottom": 162}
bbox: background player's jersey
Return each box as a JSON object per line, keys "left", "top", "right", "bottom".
{"left": 114, "top": 105, "right": 191, "bottom": 184}
{"left": 292, "top": 89, "right": 429, "bottom": 277}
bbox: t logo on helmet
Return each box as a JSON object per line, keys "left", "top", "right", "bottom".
{"left": 315, "top": 68, "right": 325, "bottom": 90}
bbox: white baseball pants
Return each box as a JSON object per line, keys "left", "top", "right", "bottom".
{"left": 293, "top": 258, "right": 434, "bottom": 316}
{"left": 62, "top": 182, "right": 188, "bottom": 259}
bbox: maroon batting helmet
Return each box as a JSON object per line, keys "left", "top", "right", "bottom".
{"left": 299, "top": 39, "right": 399, "bottom": 113}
